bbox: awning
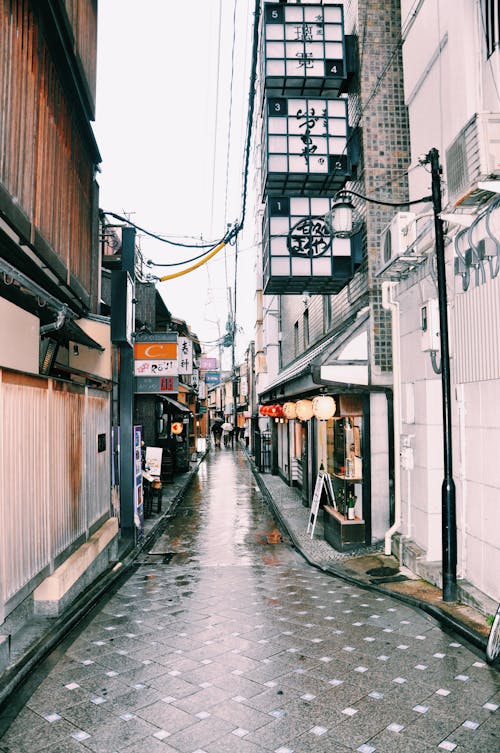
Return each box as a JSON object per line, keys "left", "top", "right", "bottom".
{"left": 311, "top": 311, "right": 369, "bottom": 387}
{"left": 259, "top": 310, "right": 370, "bottom": 402}
{"left": 63, "top": 320, "right": 104, "bottom": 351}
{"left": 159, "top": 395, "right": 192, "bottom": 414}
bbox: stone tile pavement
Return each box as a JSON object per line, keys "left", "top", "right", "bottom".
{"left": 0, "top": 446, "right": 498, "bottom": 753}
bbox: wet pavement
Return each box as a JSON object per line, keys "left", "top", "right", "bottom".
{"left": 1, "top": 448, "right": 499, "bottom": 753}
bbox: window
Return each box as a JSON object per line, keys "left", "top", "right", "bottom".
{"left": 482, "top": 0, "right": 500, "bottom": 57}
{"left": 294, "top": 321, "right": 299, "bottom": 356}
{"left": 323, "top": 295, "right": 332, "bottom": 332}
{"left": 303, "top": 308, "right": 310, "bottom": 348}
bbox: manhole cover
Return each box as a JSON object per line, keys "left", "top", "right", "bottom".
{"left": 366, "top": 566, "right": 400, "bottom": 577}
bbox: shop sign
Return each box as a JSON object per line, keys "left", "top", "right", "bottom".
{"left": 171, "top": 422, "right": 183, "bottom": 435}
{"left": 177, "top": 336, "right": 193, "bottom": 375}
{"left": 263, "top": 96, "right": 349, "bottom": 195}
{"left": 133, "top": 426, "right": 144, "bottom": 540}
{"left": 204, "top": 371, "right": 220, "bottom": 384}
{"left": 262, "top": 3, "right": 346, "bottom": 97}
{"left": 134, "top": 335, "right": 178, "bottom": 377}
{"left": 134, "top": 359, "right": 177, "bottom": 376}
{"left": 200, "top": 356, "right": 218, "bottom": 370}
{"left": 262, "top": 194, "right": 362, "bottom": 294}
{"left": 192, "top": 368, "right": 199, "bottom": 388}
{"left": 134, "top": 376, "right": 178, "bottom": 394}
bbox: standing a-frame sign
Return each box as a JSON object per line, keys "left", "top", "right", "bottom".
{"left": 307, "top": 470, "right": 335, "bottom": 539}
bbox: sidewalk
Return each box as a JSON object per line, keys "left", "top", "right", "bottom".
{"left": 247, "top": 449, "right": 494, "bottom": 654}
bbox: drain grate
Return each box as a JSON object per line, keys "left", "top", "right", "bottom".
{"left": 366, "top": 566, "right": 400, "bottom": 577}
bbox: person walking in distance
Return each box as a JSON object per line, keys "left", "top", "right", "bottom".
{"left": 211, "top": 422, "right": 222, "bottom": 447}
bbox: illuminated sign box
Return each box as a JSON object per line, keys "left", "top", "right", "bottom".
{"left": 262, "top": 2, "right": 346, "bottom": 97}
{"left": 263, "top": 96, "right": 350, "bottom": 195}
{"left": 262, "top": 196, "right": 362, "bottom": 295}
{"left": 134, "top": 333, "right": 178, "bottom": 382}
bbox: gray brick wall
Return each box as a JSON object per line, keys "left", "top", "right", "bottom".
{"left": 267, "top": 0, "right": 410, "bottom": 378}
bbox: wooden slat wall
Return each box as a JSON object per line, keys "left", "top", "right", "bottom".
{"left": 63, "top": 0, "right": 98, "bottom": 110}
{"left": 0, "top": 369, "right": 111, "bottom": 621}
{"left": 0, "top": 0, "right": 96, "bottom": 294}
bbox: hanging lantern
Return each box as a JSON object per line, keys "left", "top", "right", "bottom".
{"left": 259, "top": 405, "right": 269, "bottom": 416}
{"left": 269, "top": 404, "right": 284, "bottom": 419}
{"left": 312, "top": 395, "right": 337, "bottom": 421}
{"left": 295, "top": 399, "right": 314, "bottom": 421}
{"left": 282, "top": 401, "right": 297, "bottom": 419}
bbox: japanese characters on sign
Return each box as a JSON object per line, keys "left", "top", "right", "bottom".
{"left": 177, "top": 337, "right": 193, "bottom": 375}
{"left": 200, "top": 356, "right": 218, "bottom": 370}
{"left": 134, "top": 376, "right": 179, "bottom": 394}
{"left": 262, "top": 3, "right": 346, "bottom": 97}
{"left": 262, "top": 195, "right": 361, "bottom": 295}
{"left": 264, "top": 97, "right": 349, "bottom": 194}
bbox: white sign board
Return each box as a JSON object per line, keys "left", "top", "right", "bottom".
{"left": 307, "top": 470, "right": 335, "bottom": 538}
{"left": 177, "top": 337, "right": 193, "bottom": 375}
{"left": 134, "top": 359, "right": 177, "bottom": 376}
{"left": 145, "top": 447, "right": 163, "bottom": 477}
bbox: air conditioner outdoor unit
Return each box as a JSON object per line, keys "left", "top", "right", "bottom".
{"left": 380, "top": 212, "right": 417, "bottom": 264}
{"left": 445, "top": 112, "right": 500, "bottom": 207}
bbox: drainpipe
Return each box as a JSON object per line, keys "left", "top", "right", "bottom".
{"left": 382, "top": 281, "right": 401, "bottom": 556}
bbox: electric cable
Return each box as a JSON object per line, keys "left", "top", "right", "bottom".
{"left": 101, "top": 211, "right": 217, "bottom": 249}
{"left": 157, "top": 225, "right": 239, "bottom": 283}
{"left": 145, "top": 239, "right": 228, "bottom": 267}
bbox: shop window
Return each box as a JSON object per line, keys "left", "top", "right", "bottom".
{"left": 330, "top": 415, "right": 363, "bottom": 517}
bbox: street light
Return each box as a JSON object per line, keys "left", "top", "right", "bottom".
{"left": 327, "top": 151, "right": 457, "bottom": 603}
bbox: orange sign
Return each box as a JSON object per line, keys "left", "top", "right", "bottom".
{"left": 134, "top": 342, "right": 177, "bottom": 360}
{"left": 171, "top": 422, "right": 183, "bottom": 435}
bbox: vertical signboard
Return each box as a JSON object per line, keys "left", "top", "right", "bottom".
{"left": 177, "top": 337, "right": 193, "bottom": 375}
{"left": 262, "top": 3, "right": 346, "bottom": 97}
{"left": 263, "top": 96, "right": 349, "bottom": 195}
{"left": 134, "top": 426, "right": 144, "bottom": 541}
{"left": 262, "top": 194, "right": 361, "bottom": 294}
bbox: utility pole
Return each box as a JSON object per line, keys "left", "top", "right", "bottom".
{"left": 426, "top": 147, "right": 457, "bottom": 602}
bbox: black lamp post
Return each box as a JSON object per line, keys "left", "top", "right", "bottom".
{"left": 328, "top": 151, "right": 457, "bottom": 602}
{"left": 422, "top": 147, "right": 457, "bottom": 602}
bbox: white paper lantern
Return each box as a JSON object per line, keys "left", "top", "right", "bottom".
{"left": 295, "top": 399, "right": 314, "bottom": 421}
{"left": 282, "top": 401, "right": 297, "bottom": 419}
{"left": 312, "top": 395, "right": 337, "bottom": 421}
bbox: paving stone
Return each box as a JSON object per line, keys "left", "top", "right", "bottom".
{"left": 2, "top": 451, "right": 498, "bottom": 753}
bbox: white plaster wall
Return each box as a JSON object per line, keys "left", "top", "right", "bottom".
{"left": 458, "top": 379, "right": 500, "bottom": 601}
{"left": 0, "top": 298, "right": 39, "bottom": 374}
{"left": 399, "top": 0, "right": 500, "bottom": 600}
{"left": 402, "top": 0, "right": 481, "bottom": 202}
{"left": 369, "top": 392, "right": 390, "bottom": 541}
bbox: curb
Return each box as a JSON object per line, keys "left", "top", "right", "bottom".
{"left": 248, "top": 455, "right": 488, "bottom": 655}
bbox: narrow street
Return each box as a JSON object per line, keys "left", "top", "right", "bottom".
{"left": 1, "top": 448, "right": 498, "bottom": 753}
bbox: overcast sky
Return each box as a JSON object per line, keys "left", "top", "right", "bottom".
{"left": 94, "top": 0, "right": 256, "bottom": 366}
